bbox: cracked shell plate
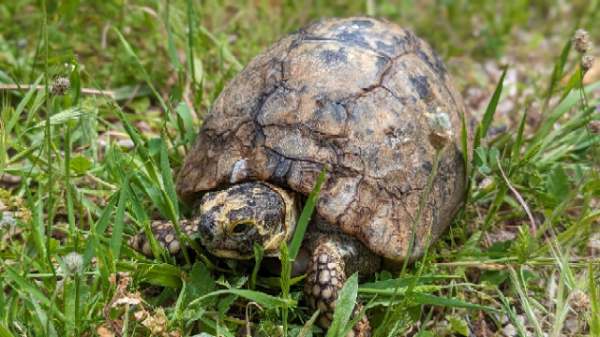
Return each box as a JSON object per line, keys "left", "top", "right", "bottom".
{"left": 177, "top": 17, "right": 468, "bottom": 262}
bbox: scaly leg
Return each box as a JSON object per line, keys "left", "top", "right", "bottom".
{"left": 129, "top": 219, "right": 196, "bottom": 257}
{"left": 304, "top": 234, "right": 380, "bottom": 337}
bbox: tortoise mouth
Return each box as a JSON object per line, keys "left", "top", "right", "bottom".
{"left": 210, "top": 248, "right": 256, "bottom": 260}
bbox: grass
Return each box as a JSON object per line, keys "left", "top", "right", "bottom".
{"left": 1, "top": 0, "right": 599, "bottom": 336}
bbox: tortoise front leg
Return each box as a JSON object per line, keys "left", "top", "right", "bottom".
{"left": 304, "top": 234, "right": 380, "bottom": 337}
{"left": 130, "top": 219, "right": 197, "bottom": 257}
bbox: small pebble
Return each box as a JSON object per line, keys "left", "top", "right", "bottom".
{"left": 502, "top": 323, "right": 517, "bottom": 337}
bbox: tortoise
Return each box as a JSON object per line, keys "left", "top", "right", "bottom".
{"left": 131, "top": 16, "right": 467, "bottom": 336}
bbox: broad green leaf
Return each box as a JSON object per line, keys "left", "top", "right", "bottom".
{"left": 546, "top": 165, "right": 570, "bottom": 203}
{"left": 326, "top": 273, "right": 358, "bottom": 337}
{"left": 359, "top": 275, "right": 459, "bottom": 291}
{"left": 190, "top": 288, "right": 295, "bottom": 309}
{"left": 69, "top": 155, "right": 92, "bottom": 175}
{"left": 448, "top": 315, "right": 469, "bottom": 336}
{"left": 130, "top": 262, "right": 182, "bottom": 288}
{"left": 187, "top": 262, "right": 216, "bottom": 300}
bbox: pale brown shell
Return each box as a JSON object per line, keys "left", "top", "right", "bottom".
{"left": 177, "top": 17, "right": 468, "bottom": 262}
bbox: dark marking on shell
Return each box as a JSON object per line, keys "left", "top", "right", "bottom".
{"left": 376, "top": 40, "right": 396, "bottom": 55}
{"left": 314, "top": 97, "right": 347, "bottom": 124}
{"left": 335, "top": 30, "right": 370, "bottom": 49}
{"left": 375, "top": 56, "right": 389, "bottom": 71}
{"left": 421, "top": 161, "right": 433, "bottom": 173}
{"left": 351, "top": 19, "right": 375, "bottom": 28}
{"left": 319, "top": 48, "right": 348, "bottom": 65}
{"left": 417, "top": 49, "right": 447, "bottom": 80}
{"left": 269, "top": 151, "right": 293, "bottom": 184}
{"left": 409, "top": 75, "right": 431, "bottom": 100}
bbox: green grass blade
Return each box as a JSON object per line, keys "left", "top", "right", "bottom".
{"left": 509, "top": 267, "right": 544, "bottom": 336}
{"left": 6, "top": 75, "right": 43, "bottom": 134}
{"left": 359, "top": 275, "right": 460, "bottom": 291}
{"left": 297, "top": 309, "right": 320, "bottom": 337}
{"left": 110, "top": 184, "right": 129, "bottom": 259}
{"left": 288, "top": 168, "right": 327, "bottom": 260}
{"left": 589, "top": 263, "right": 600, "bottom": 335}
{"left": 0, "top": 324, "right": 16, "bottom": 337}
{"left": 4, "top": 266, "right": 65, "bottom": 321}
{"left": 186, "top": 0, "right": 198, "bottom": 86}
{"left": 473, "top": 67, "right": 507, "bottom": 151}
{"left": 175, "top": 101, "right": 196, "bottom": 146}
{"left": 543, "top": 38, "right": 571, "bottom": 108}
{"left": 113, "top": 28, "right": 170, "bottom": 114}
{"left": 250, "top": 243, "right": 264, "bottom": 290}
{"left": 280, "top": 242, "right": 292, "bottom": 337}
{"left": 164, "top": 1, "right": 182, "bottom": 72}
{"left": 159, "top": 136, "right": 179, "bottom": 217}
{"left": 510, "top": 108, "right": 528, "bottom": 169}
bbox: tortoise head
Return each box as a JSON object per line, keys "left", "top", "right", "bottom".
{"left": 194, "top": 181, "right": 298, "bottom": 259}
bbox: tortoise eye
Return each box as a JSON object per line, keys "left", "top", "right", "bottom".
{"left": 231, "top": 221, "right": 253, "bottom": 234}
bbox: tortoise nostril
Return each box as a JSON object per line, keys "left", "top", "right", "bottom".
{"left": 232, "top": 222, "right": 253, "bottom": 234}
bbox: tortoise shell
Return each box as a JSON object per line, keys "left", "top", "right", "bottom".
{"left": 177, "top": 17, "right": 468, "bottom": 262}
